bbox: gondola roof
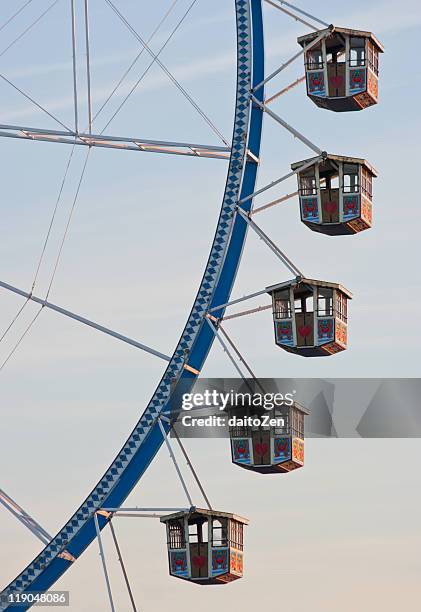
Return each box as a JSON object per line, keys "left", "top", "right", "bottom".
{"left": 266, "top": 278, "right": 353, "bottom": 300}
{"left": 160, "top": 507, "right": 249, "bottom": 524}
{"left": 291, "top": 154, "right": 378, "bottom": 177}
{"left": 297, "top": 26, "right": 384, "bottom": 53}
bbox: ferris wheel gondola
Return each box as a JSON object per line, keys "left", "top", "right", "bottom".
{"left": 269, "top": 278, "right": 352, "bottom": 357}
{"left": 299, "top": 26, "right": 384, "bottom": 112}
{"left": 229, "top": 401, "right": 309, "bottom": 473}
{"left": 160, "top": 508, "right": 248, "bottom": 584}
{"left": 292, "top": 154, "right": 378, "bottom": 235}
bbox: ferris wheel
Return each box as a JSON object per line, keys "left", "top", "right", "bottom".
{"left": 0, "top": 0, "right": 382, "bottom": 609}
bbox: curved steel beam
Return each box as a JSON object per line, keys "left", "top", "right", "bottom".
{"left": 0, "top": 1, "right": 264, "bottom": 608}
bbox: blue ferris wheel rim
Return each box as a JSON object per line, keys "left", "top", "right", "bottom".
{"left": 0, "top": 1, "right": 265, "bottom": 608}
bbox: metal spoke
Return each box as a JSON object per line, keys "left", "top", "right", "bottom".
{"left": 0, "top": 307, "right": 43, "bottom": 372}
{"left": 253, "top": 29, "right": 331, "bottom": 92}
{"left": 268, "top": 0, "right": 329, "bottom": 28}
{"left": 102, "top": 507, "right": 190, "bottom": 513}
{"left": 217, "top": 322, "right": 260, "bottom": 381}
{"left": 92, "top": 0, "right": 181, "bottom": 127}
{"left": 0, "top": 0, "right": 34, "bottom": 33}
{"left": 251, "top": 190, "right": 298, "bottom": 214}
{"left": 266, "top": 76, "right": 305, "bottom": 104}
{"left": 0, "top": 145, "right": 76, "bottom": 353}
{"left": 83, "top": 0, "right": 93, "bottom": 134}
{"left": 205, "top": 316, "right": 248, "bottom": 380}
{"left": 158, "top": 419, "right": 194, "bottom": 507}
{"left": 208, "top": 287, "right": 278, "bottom": 314}
{"left": 0, "top": 125, "right": 230, "bottom": 158}
{"left": 0, "top": 0, "right": 61, "bottom": 60}
{"left": 70, "top": 0, "right": 79, "bottom": 133}
{"left": 99, "top": 0, "right": 196, "bottom": 134}
{"left": 108, "top": 523, "right": 138, "bottom": 612}
{"left": 94, "top": 513, "right": 116, "bottom": 612}
{"left": 205, "top": 317, "right": 263, "bottom": 394}
{"left": 222, "top": 303, "right": 272, "bottom": 321}
{"left": 32, "top": 146, "right": 76, "bottom": 293}
{"left": 237, "top": 207, "right": 304, "bottom": 277}
{"left": 251, "top": 96, "right": 322, "bottom": 154}
{"left": 209, "top": 279, "right": 299, "bottom": 318}
{"left": 168, "top": 423, "right": 213, "bottom": 511}
{"left": 0, "top": 299, "right": 30, "bottom": 344}
{"left": 0, "top": 279, "right": 173, "bottom": 363}
{"left": 239, "top": 156, "right": 321, "bottom": 205}
{"left": 0, "top": 487, "right": 75, "bottom": 562}
{"left": 0, "top": 488, "right": 51, "bottom": 546}
{"left": 240, "top": 169, "right": 297, "bottom": 204}
{"left": 264, "top": 0, "right": 317, "bottom": 29}
{"left": 44, "top": 148, "right": 91, "bottom": 301}
{"left": 0, "top": 73, "right": 73, "bottom": 132}
{"left": 103, "top": 0, "right": 229, "bottom": 146}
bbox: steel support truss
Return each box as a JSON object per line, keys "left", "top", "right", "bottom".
{"left": 0, "top": 125, "right": 231, "bottom": 160}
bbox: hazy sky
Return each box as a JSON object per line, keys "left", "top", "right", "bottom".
{"left": 0, "top": 0, "right": 420, "bottom": 610}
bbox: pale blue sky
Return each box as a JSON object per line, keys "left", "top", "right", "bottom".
{"left": 0, "top": 1, "right": 420, "bottom": 610}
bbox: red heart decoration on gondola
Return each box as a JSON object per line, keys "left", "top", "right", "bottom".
{"left": 324, "top": 201, "right": 338, "bottom": 213}
{"left": 298, "top": 325, "right": 312, "bottom": 338}
{"left": 330, "top": 75, "right": 344, "bottom": 87}
{"left": 192, "top": 555, "right": 206, "bottom": 568}
{"left": 255, "top": 443, "right": 268, "bottom": 456}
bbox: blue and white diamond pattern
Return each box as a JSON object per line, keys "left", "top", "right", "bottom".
{"left": 1, "top": 1, "right": 259, "bottom": 605}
